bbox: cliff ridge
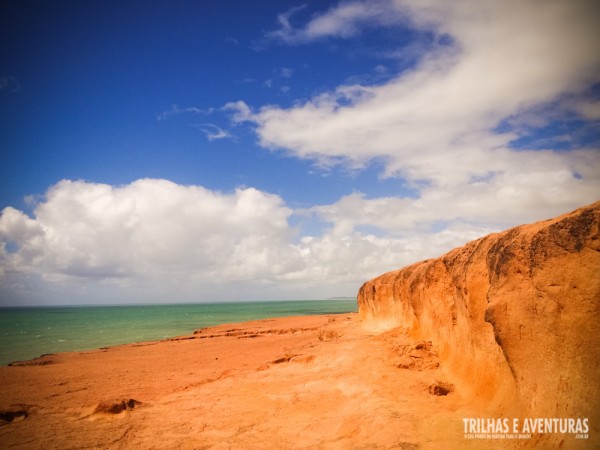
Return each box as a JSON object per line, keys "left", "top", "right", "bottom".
{"left": 358, "top": 201, "right": 600, "bottom": 436}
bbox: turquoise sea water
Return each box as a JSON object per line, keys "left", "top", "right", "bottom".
{"left": 0, "top": 300, "right": 357, "bottom": 366}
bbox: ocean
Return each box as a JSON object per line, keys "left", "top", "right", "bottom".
{"left": 0, "top": 299, "right": 357, "bottom": 366}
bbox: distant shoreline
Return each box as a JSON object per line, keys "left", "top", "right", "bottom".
{"left": 0, "top": 300, "right": 358, "bottom": 366}
{"left": 0, "top": 297, "right": 357, "bottom": 309}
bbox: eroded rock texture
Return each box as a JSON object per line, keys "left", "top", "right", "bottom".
{"left": 358, "top": 202, "right": 600, "bottom": 424}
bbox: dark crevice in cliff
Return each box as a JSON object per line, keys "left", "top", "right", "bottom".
{"left": 483, "top": 301, "right": 517, "bottom": 383}
{"left": 486, "top": 228, "right": 521, "bottom": 284}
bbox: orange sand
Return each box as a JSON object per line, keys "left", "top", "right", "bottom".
{"left": 0, "top": 313, "right": 516, "bottom": 449}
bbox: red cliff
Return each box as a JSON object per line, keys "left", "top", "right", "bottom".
{"left": 358, "top": 202, "right": 600, "bottom": 431}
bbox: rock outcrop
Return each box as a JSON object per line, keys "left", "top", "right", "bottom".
{"left": 358, "top": 202, "right": 600, "bottom": 428}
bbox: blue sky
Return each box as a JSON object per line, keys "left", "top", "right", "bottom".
{"left": 1, "top": 0, "right": 415, "bottom": 211}
{"left": 1, "top": 0, "right": 599, "bottom": 305}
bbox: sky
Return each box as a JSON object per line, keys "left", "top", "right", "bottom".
{"left": 1, "top": 0, "right": 599, "bottom": 306}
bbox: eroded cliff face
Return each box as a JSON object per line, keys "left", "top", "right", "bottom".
{"left": 358, "top": 202, "right": 600, "bottom": 422}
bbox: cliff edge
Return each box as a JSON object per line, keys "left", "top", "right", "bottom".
{"left": 358, "top": 202, "right": 600, "bottom": 427}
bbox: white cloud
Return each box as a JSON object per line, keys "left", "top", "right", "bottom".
{"left": 157, "top": 105, "right": 232, "bottom": 141}
{"left": 280, "top": 67, "right": 294, "bottom": 78}
{"left": 1, "top": 175, "right": 597, "bottom": 305}
{"left": 224, "top": 100, "right": 254, "bottom": 123}
{"left": 1, "top": 178, "right": 530, "bottom": 305}
{"left": 0, "top": 180, "right": 297, "bottom": 303}
{"left": 572, "top": 99, "right": 600, "bottom": 121}
{"left": 193, "top": 123, "right": 232, "bottom": 141}
{"left": 266, "top": 1, "right": 400, "bottom": 44}
{"left": 157, "top": 104, "right": 214, "bottom": 121}
{"left": 206, "top": 0, "right": 600, "bottom": 303}
{"left": 229, "top": 0, "right": 600, "bottom": 187}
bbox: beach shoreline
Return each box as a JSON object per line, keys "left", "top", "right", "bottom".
{"left": 0, "top": 312, "right": 496, "bottom": 449}
{"left": 0, "top": 300, "right": 358, "bottom": 366}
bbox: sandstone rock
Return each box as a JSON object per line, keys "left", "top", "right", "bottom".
{"left": 92, "top": 399, "right": 141, "bottom": 415}
{"left": 358, "top": 201, "right": 600, "bottom": 430}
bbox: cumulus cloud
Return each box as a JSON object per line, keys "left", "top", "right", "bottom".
{"left": 0, "top": 180, "right": 292, "bottom": 303}
{"left": 1, "top": 179, "right": 519, "bottom": 305}
{"left": 1, "top": 179, "right": 291, "bottom": 279}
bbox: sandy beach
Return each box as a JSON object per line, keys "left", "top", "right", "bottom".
{"left": 1, "top": 313, "right": 499, "bottom": 449}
